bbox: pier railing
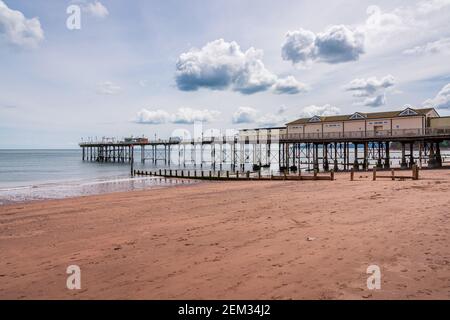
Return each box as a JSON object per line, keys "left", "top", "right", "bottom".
{"left": 279, "top": 127, "right": 450, "bottom": 142}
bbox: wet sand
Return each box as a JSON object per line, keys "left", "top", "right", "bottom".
{"left": 0, "top": 169, "right": 449, "bottom": 299}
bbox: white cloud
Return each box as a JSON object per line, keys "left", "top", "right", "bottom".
{"left": 282, "top": 2, "right": 450, "bottom": 65}
{"left": 176, "top": 39, "right": 306, "bottom": 95}
{"left": 232, "top": 49, "right": 277, "bottom": 94}
{"left": 232, "top": 106, "right": 258, "bottom": 124}
{"left": 176, "top": 39, "right": 273, "bottom": 94}
{"left": 363, "top": 94, "right": 386, "bottom": 107}
{"left": 345, "top": 75, "right": 394, "bottom": 107}
{"left": 315, "top": 25, "right": 365, "bottom": 64}
{"left": 361, "top": 5, "right": 407, "bottom": 44}
{"left": 229, "top": 105, "right": 289, "bottom": 127}
{"left": 281, "top": 29, "right": 317, "bottom": 65}
{"left": 135, "top": 107, "right": 220, "bottom": 125}
{"left": 84, "top": 1, "right": 109, "bottom": 18}
{"left": 273, "top": 76, "right": 309, "bottom": 94}
{"left": 282, "top": 25, "right": 365, "bottom": 65}
{"left": 135, "top": 109, "right": 171, "bottom": 124}
{"left": 172, "top": 107, "right": 220, "bottom": 124}
{"left": 0, "top": 0, "right": 44, "bottom": 48}
{"left": 423, "top": 83, "right": 450, "bottom": 109}
{"left": 299, "top": 104, "right": 341, "bottom": 118}
{"left": 345, "top": 75, "right": 395, "bottom": 97}
{"left": 96, "top": 81, "right": 121, "bottom": 95}
{"left": 403, "top": 37, "right": 450, "bottom": 55}
{"left": 416, "top": 0, "right": 450, "bottom": 15}
{"left": 361, "top": 2, "right": 450, "bottom": 46}
{"left": 255, "top": 106, "right": 289, "bottom": 127}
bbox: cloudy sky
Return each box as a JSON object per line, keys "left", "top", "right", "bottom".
{"left": 1, "top": 0, "right": 450, "bottom": 148}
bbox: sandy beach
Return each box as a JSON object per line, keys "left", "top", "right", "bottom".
{"left": 0, "top": 169, "right": 449, "bottom": 300}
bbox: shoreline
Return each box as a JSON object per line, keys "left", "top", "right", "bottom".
{"left": 0, "top": 175, "right": 199, "bottom": 206}
{"left": 1, "top": 170, "right": 449, "bottom": 299}
{"left": 0, "top": 180, "right": 202, "bottom": 208}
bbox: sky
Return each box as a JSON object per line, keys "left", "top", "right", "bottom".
{"left": 0, "top": 0, "right": 450, "bottom": 148}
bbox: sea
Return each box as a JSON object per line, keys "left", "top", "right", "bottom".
{"left": 0, "top": 149, "right": 197, "bottom": 205}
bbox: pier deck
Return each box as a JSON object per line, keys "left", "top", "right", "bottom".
{"left": 79, "top": 127, "right": 450, "bottom": 172}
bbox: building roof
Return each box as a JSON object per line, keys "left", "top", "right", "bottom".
{"left": 239, "top": 126, "right": 286, "bottom": 131}
{"left": 286, "top": 107, "right": 436, "bottom": 125}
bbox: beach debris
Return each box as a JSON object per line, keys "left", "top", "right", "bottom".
{"left": 306, "top": 237, "right": 316, "bottom": 241}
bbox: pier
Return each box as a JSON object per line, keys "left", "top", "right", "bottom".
{"left": 79, "top": 127, "right": 450, "bottom": 173}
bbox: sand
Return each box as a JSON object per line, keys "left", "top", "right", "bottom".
{"left": 0, "top": 169, "right": 449, "bottom": 300}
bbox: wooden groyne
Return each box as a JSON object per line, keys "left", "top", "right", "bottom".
{"left": 135, "top": 166, "right": 421, "bottom": 182}
{"left": 133, "top": 169, "right": 335, "bottom": 181}
{"left": 372, "top": 165, "right": 420, "bottom": 181}
{"left": 350, "top": 165, "right": 420, "bottom": 181}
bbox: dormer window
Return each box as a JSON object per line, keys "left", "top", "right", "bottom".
{"left": 398, "top": 107, "right": 418, "bottom": 116}
{"left": 309, "top": 115, "right": 321, "bottom": 122}
{"left": 349, "top": 112, "right": 366, "bottom": 120}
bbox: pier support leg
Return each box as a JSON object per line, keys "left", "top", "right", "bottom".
{"left": 428, "top": 142, "right": 437, "bottom": 168}
{"left": 409, "top": 142, "right": 414, "bottom": 168}
{"left": 419, "top": 141, "right": 423, "bottom": 169}
{"left": 278, "top": 143, "right": 282, "bottom": 171}
{"left": 168, "top": 145, "right": 171, "bottom": 166}
{"left": 130, "top": 146, "right": 134, "bottom": 176}
{"left": 323, "top": 143, "right": 329, "bottom": 171}
{"left": 285, "top": 143, "right": 290, "bottom": 172}
{"left": 353, "top": 143, "right": 359, "bottom": 171}
{"left": 313, "top": 143, "right": 319, "bottom": 172}
{"left": 384, "top": 142, "right": 390, "bottom": 169}
{"left": 343, "top": 142, "right": 347, "bottom": 171}
{"left": 377, "top": 142, "right": 383, "bottom": 168}
{"left": 401, "top": 142, "right": 408, "bottom": 169}
{"left": 363, "top": 142, "right": 368, "bottom": 171}
{"left": 333, "top": 142, "right": 338, "bottom": 172}
{"left": 436, "top": 142, "right": 442, "bottom": 167}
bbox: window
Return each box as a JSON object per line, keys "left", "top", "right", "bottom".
{"left": 309, "top": 115, "right": 321, "bottom": 122}
{"left": 349, "top": 112, "right": 366, "bottom": 120}
{"left": 399, "top": 108, "right": 418, "bottom": 116}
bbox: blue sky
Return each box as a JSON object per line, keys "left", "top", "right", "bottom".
{"left": 1, "top": 0, "right": 450, "bottom": 148}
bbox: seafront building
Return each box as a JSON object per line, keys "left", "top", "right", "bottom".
{"left": 240, "top": 107, "right": 448, "bottom": 140}
{"left": 285, "top": 107, "right": 441, "bottom": 136}
{"left": 238, "top": 107, "right": 450, "bottom": 171}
